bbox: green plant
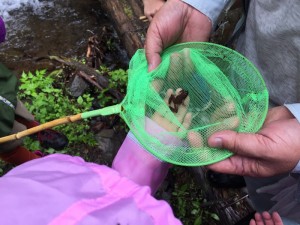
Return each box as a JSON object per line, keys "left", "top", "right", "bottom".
{"left": 106, "top": 39, "right": 114, "bottom": 51}
{"left": 107, "top": 67, "right": 128, "bottom": 132}
{"left": 98, "top": 66, "right": 128, "bottom": 87}
{"left": 108, "top": 68, "right": 128, "bottom": 87}
{"left": 18, "top": 69, "right": 97, "bottom": 151}
{"left": 97, "top": 66, "right": 128, "bottom": 106}
{"left": 169, "top": 167, "right": 220, "bottom": 225}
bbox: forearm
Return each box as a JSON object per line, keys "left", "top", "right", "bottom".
{"left": 112, "top": 126, "right": 172, "bottom": 195}
{"left": 181, "top": 0, "right": 230, "bottom": 28}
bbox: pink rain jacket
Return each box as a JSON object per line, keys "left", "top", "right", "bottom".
{"left": 0, "top": 154, "right": 182, "bottom": 225}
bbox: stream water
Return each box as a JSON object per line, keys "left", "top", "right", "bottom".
{"left": 0, "top": 0, "right": 128, "bottom": 72}
{"left": 0, "top": 0, "right": 129, "bottom": 164}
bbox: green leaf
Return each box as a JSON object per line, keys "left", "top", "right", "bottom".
{"left": 192, "top": 201, "right": 199, "bottom": 208}
{"left": 210, "top": 213, "right": 220, "bottom": 221}
{"left": 45, "top": 148, "right": 55, "bottom": 154}
{"left": 191, "top": 209, "right": 198, "bottom": 215}
{"left": 77, "top": 96, "right": 83, "bottom": 105}
{"left": 194, "top": 216, "right": 202, "bottom": 225}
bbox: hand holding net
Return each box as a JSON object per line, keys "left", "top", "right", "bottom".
{"left": 0, "top": 42, "right": 268, "bottom": 166}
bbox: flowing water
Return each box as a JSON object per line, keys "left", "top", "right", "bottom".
{"left": 0, "top": 0, "right": 129, "bottom": 165}
{"left": 0, "top": 0, "right": 128, "bottom": 71}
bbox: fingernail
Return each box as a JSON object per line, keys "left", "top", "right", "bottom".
{"left": 212, "top": 137, "right": 223, "bottom": 148}
{"left": 148, "top": 63, "right": 154, "bottom": 72}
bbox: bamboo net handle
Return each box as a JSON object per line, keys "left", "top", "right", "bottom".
{"left": 0, "top": 114, "right": 82, "bottom": 144}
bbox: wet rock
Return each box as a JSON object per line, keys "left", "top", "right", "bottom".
{"left": 93, "top": 130, "right": 127, "bottom": 165}
{"left": 68, "top": 75, "right": 89, "bottom": 97}
{"left": 97, "top": 128, "right": 115, "bottom": 138}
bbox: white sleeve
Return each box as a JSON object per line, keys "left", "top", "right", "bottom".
{"left": 285, "top": 103, "right": 300, "bottom": 123}
{"left": 284, "top": 103, "right": 300, "bottom": 173}
{"left": 181, "top": 0, "right": 230, "bottom": 27}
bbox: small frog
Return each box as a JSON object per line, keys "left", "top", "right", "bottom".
{"left": 168, "top": 89, "right": 189, "bottom": 113}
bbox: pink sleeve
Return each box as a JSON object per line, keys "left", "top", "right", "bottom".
{"left": 112, "top": 131, "right": 172, "bottom": 194}
{"left": 0, "top": 154, "right": 182, "bottom": 225}
{"left": 112, "top": 117, "right": 183, "bottom": 194}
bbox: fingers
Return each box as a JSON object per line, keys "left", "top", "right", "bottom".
{"left": 211, "top": 101, "right": 236, "bottom": 122}
{"left": 187, "top": 131, "right": 203, "bottom": 148}
{"left": 167, "top": 49, "right": 194, "bottom": 83}
{"left": 151, "top": 79, "right": 164, "bottom": 92}
{"left": 174, "top": 88, "right": 190, "bottom": 122}
{"left": 249, "top": 212, "right": 284, "bottom": 225}
{"left": 206, "top": 154, "right": 245, "bottom": 175}
{"left": 144, "top": 0, "right": 187, "bottom": 72}
{"left": 152, "top": 88, "right": 191, "bottom": 132}
{"left": 270, "top": 212, "right": 283, "bottom": 225}
{"left": 152, "top": 89, "right": 176, "bottom": 131}
{"left": 143, "top": 0, "right": 165, "bottom": 21}
{"left": 252, "top": 212, "right": 264, "bottom": 225}
{"left": 207, "top": 130, "right": 268, "bottom": 158}
{"left": 206, "top": 116, "right": 240, "bottom": 139}
{"left": 180, "top": 112, "right": 192, "bottom": 131}
{"left": 260, "top": 211, "right": 275, "bottom": 225}
{"left": 249, "top": 219, "right": 256, "bottom": 225}
{"left": 222, "top": 116, "right": 240, "bottom": 130}
{"left": 167, "top": 52, "right": 183, "bottom": 82}
{"left": 145, "top": 22, "right": 163, "bottom": 71}
{"left": 264, "top": 106, "right": 295, "bottom": 124}
{"left": 207, "top": 100, "right": 239, "bottom": 137}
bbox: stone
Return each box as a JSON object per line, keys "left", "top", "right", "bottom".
{"left": 68, "top": 75, "right": 89, "bottom": 97}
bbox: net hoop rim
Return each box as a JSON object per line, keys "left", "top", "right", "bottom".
{"left": 125, "top": 42, "right": 269, "bottom": 166}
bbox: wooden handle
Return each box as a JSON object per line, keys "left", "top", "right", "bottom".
{"left": 0, "top": 114, "right": 82, "bottom": 144}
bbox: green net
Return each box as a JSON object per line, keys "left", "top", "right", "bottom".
{"left": 119, "top": 42, "right": 268, "bottom": 166}
{"left": 0, "top": 42, "right": 268, "bottom": 166}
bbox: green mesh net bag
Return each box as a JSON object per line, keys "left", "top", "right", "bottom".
{"left": 0, "top": 42, "right": 268, "bottom": 166}
{"left": 119, "top": 42, "right": 268, "bottom": 166}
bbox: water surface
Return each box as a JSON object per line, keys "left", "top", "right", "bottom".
{"left": 0, "top": 0, "right": 128, "bottom": 71}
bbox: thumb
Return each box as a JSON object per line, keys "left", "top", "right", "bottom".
{"left": 144, "top": 22, "right": 163, "bottom": 71}
{"left": 145, "top": 39, "right": 162, "bottom": 71}
{"left": 208, "top": 130, "right": 265, "bottom": 158}
{"left": 146, "top": 52, "right": 161, "bottom": 72}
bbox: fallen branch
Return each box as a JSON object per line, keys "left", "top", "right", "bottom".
{"left": 37, "top": 55, "right": 109, "bottom": 88}
{"left": 78, "top": 71, "right": 124, "bottom": 101}
{"left": 36, "top": 55, "right": 124, "bottom": 102}
{"left": 78, "top": 71, "right": 103, "bottom": 91}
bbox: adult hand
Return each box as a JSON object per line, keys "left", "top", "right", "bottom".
{"left": 145, "top": 0, "right": 212, "bottom": 71}
{"left": 249, "top": 211, "right": 283, "bottom": 225}
{"left": 143, "top": 0, "right": 165, "bottom": 22}
{"left": 207, "top": 106, "right": 300, "bottom": 177}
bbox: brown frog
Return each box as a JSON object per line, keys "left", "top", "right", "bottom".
{"left": 168, "top": 89, "right": 189, "bottom": 113}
